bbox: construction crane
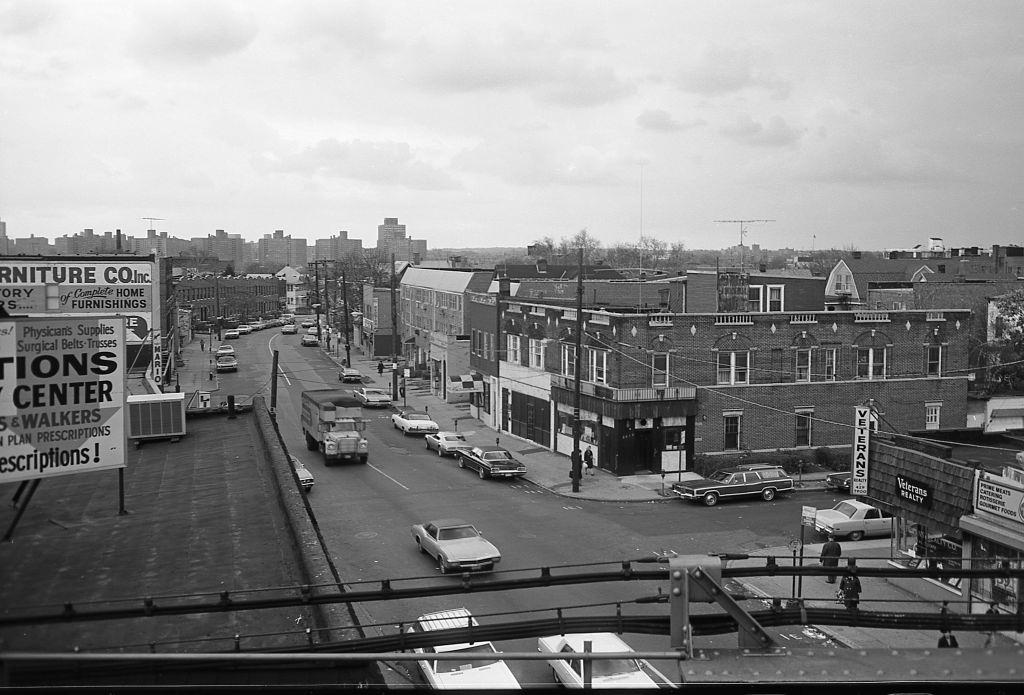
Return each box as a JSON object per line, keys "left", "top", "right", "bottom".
{"left": 141, "top": 217, "right": 165, "bottom": 232}
{"left": 714, "top": 219, "right": 774, "bottom": 272}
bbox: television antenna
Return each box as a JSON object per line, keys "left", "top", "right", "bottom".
{"left": 141, "top": 217, "right": 165, "bottom": 231}
{"left": 713, "top": 219, "right": 774, "bottom": 272}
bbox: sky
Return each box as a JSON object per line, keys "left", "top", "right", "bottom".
{"left": 1, "top": 1, "right": 1023, "bottom": 252}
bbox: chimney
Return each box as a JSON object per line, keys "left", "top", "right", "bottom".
{"left": 758, "top": 263, "right": 767, "bottom": 273}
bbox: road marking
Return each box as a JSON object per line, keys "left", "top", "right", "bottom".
{"left": 562, "top": 505, "right": 582, "bottom": 510}
{"left": 267, "top": 334, "right": 292, "bottom": 385}
{"left": 367, "top": 463, "right": 409, "bottom": 490}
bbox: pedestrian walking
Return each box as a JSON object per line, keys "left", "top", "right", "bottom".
{"left": 377, "top": 361, "right": 385, "bottom": 375}
{"left": 584, "top": 446, "right": 595, "bottom": 476}
{"left": 937, "top": 630, "right": 959, "bottom": 648}
{"left": 838, "top": 572, "right": 861, "bottom": 610}
{"left": 984, "top": 602, "right": 999, "bottom": 648}
{"left": 200, "top": 339, "right": 205, "bottom": 351}
{"left": 819, "top": 535, "right": 842, "bottom": 583}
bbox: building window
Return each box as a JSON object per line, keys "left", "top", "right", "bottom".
{"left": 823, "top": 348, "right": 837, "bottom": 381}
{"left": 561, "top": 344, "right": 576, "bottom": 377}
{"left": 507, "top": 335, "right": 520, "bottom": 363}
{"left": 925, "top": 403, "right": 941, "bottom": 430}
{"left": 724, "top": 413, "right": 742, "bottom": 450}
{"left": 587, "top": 348, "right": 607, "bottom": 384}
{"left": 795, "top": 409, "right": 813, "bottom": 447}
{"left": 747, "top": 286, "right": 763, "bottom": 312}
{"left": 716, "top": 351, "right": 749, "bottom": 385}
{"left": 926, "top": 345, "right": 942, "bottom": 376}
{"left": 652, "top": 353, "right": 669, "bottom": 387}
{"left": 767, "top": 285, "right": 783, "bottom": 312}
{"left": 529, "top": 338, "right": 544, "bottom": 369}
{"left": 795, "top": 349, "right": 811, "bottom": 382}
{"left": 856, "top": 347, "right": 886, "bottom": 379}
{"left": 484, "top": 332, "right": 492, "bottom": 361}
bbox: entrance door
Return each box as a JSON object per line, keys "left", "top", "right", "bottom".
{"left": 501, "top": 388, "right": 510, "bottom": 432}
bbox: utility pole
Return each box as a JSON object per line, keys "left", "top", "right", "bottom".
{"left": 341, "top": 269, "right": 351, "bottom": 367}
{"left": 571, "top": 245, "right": 584, "bottom": 492}
{"left": 270, "top": 350, "right": 279, "bottom": 415}
{"left": 495, "top": 274, "right": 510, "bottom": 433}
{"left": 713, "top": 219, "right": 774, "bottom": 273}
{"left": 323, "top": 261, "right": 332, "bottom": 352}
{"left": 311, "top": 261, "right": 322, "bottom": 343}
{"left": 390, "top": 253, "right": 399, "bottom": 401}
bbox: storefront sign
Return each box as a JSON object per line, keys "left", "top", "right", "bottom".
{"left": 801, "top": 505, "right": 817, "bottom": 526}
{"left": 976, "top": 477, "right": 1024, "bottom": 525}
{"left": 896, "top": 474, "right": 932, "bottom": 506}
{"left": 0, "top": 316, "right": 126, "bottom": 484}
{"left": 851, "top": 406, "right": 871, "bottom": 495}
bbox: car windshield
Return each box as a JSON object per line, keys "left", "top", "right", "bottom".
{"left": 406, "top": 414, "right": 430, "bottom": 420}
{"left": 593, "top": 658, "right": 644, "bottom": 678}
{"left": 483, "top": 451, "right": 513, "bottom": 461}
{"left": 217, "top": 357, "right": 234, "bottom": 363}
{"left": 437, "top": 526, "right": 479, "bottom": 541}
{"left": 432, "top": 644, "right": 498, "bottom": 672}
{"left": 444, "top": 435, "right": 467, "bottom": 442}
{"left": 709, "top": 470, "right": 733, "bottom": 482}
{"left": 833, "top": 502, "right": 858, "bottom": 517}
{"left": 366, "top": 390, "right": 387, "bottom": 397}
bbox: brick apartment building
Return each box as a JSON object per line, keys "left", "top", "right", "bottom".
{"left": 470, "top": 296, "right": 972, "bottom": 476}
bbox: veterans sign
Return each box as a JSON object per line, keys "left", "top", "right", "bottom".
{"left": 851, "top": 406, "right": 871, "bottom": 496}
{"left": 0, "top": 316, "right": 126, "bottom": 484}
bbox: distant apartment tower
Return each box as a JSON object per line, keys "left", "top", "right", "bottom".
{"left": 376, "top": 217, "right": 427, "bottom": 263}
{"left": 314, "top": 231, "right": 363, "bottom": 262}
{"left": 192, "top": 229, "right": 247, "bottom": 272}
{"left": 55, "top": 228, "right": 125, "bottom": 255}
{"left": 257, "top": 229, "right": 308, "bottom": 270}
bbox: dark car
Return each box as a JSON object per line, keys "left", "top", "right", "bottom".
{"left": 456, "top": 446, "right": 527, "bottom": 480}
{"left": 825, "top": 471, "right": 852, "bottom": 492}
{"left": 671, "top": 464, "right": 794, "bottom": 506}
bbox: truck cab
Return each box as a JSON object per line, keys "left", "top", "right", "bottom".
{"left": 301, "top": 390, "right": 369, "bottom": 464}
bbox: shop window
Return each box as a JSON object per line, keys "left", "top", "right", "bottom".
{"left": 717, "top": 351, "right": 749, "bottom": 385}
{"left": 970, "top": 538, "right": 1022, "bottom": 611}
{"left": 795, "top": 349, "right": 811, "bottom": 382}
{"left": 795, "top": 409, "right": 812, "bottom": 447}
{"left": 926, "top": 345, "right": 942, "bottom": 376}
{"left": 856, "top": 346, "right": 886, "bottom": 380}
{"left": 724, "top": 413, "right": 742, "bottom": 450}
{"left": 556, "top": 411, "right": 597, "bottom": 444}
{"left": 925, "top": 403, "right": 941, "bottom": 430}
{"left": 652, "top": 353, "right": 669, "bottom": 387}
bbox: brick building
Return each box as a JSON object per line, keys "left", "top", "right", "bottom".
{"left": 176, "top": 275, "right": 285, "bottom": 327}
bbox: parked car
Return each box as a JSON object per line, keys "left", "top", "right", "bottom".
{"left": 671, "top": 464, "right": 794, "bottom": 506}
{"left": 215, "top": 355, "right": 238, "bottom": 372}
{"left": 216, "top": 344, "right": 235, "bottom": 357}
{"left": 306, "top": 326, "right": 320, "bottom": 335}
{"left": 251, "top": 321, "right": 265, "bottom": 331}
{"left": 408, "top": 608, "right": 520, "bottom": 689}
{"left": 354, "top": 388, "right": 392, "bottom": 408}
{"left": 236, "top": 324, "right": 253, "bottom": 334}
{"left": 223, "top": 329, "right": 240, "bottom": 340}
{"left": 538, "top": 633, "right": 669, "bottom": 689}
{"left": 825, "top": 470, "right": 853, "bottom": 492}
{"left": 425, "top": 431, "right": 472, "bottom": 457}
{"left": 281, "top": 324, "right": 298, "bottom": 335}
{"left": 411, "top": 519, "right": 501, "bottom": 573}
{"left": 339, "top": 367, "right": 363, "bottom": 383}
{"left": 301, "top": 319, "right": 316, "bottom": 328}
{"left": 814, "top": 499, "right": 893, "bottom": 541}
{"left": 300, "top": 334, "right": 319, "bottom": 347}
{"left": 392, "top": 410, "right": 440, "bottom": 435}
{"left": 288, "top": 455, "right": 314, "bottom": 493}
{"left": 456, "top": 446, "right": 527, "bottom": 480}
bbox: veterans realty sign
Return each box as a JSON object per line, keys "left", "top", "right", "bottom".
{"left": 0, "top": 316, "right": 126, "bottom": 484}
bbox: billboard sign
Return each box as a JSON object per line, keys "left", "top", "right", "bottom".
{"left": 851, "top": 406, "right": 871, "bottom": 496}
{"left": 0, "top": 261, "right": 155, "bottom": 344}
{"left": 0, "top": 316, "right": 126, "bottom": 484}
{"left": 976, "top": 477, "right": 1024, "bottom": 526}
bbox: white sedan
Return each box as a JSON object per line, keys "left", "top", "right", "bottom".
{"left": 216, "top": 344, "right": 235, "bottom": 357}
{"left": 538, "top": 633, "right": 671, "bottom": 688}
{"left": 354, "top": 388, "right": 392, "bottom": 408}
{"left": 424, "top": 431, "right": 472, "bottom": 457}
{"left": 392, "top": 410, "right": 440, "bottom": 435}
{"left": 410, "top": 608, "right": 520, "bottom": 690}
{"left": 411, "top": 519, "right": 501, "bottom": 573}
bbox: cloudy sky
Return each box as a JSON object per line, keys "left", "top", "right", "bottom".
{"left": 1, "top": 1, "right": 1022, "bottom": 252}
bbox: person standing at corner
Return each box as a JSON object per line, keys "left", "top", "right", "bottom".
{"left": 819, "top": 535, "right": 842, "bottom": 584}
{"left": 984, "top": 602, "right": 999, "bottom": 648}
{"left": 377, "top": 360, "right": 384, "bottom": 376}
{"left": 584, "top": 446, "right": 595, "bottom": 476}
{"left": 839, "top": 570, "right": 861, "bottom": 610}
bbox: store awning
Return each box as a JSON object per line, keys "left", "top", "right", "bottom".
{"left": 988, "top": 408, "right": 1024, "bottom": 433}
{"left": 448, "top": 372, "right": 484, "bottom": 393}
{"left": 959, "top": 514, "right": 1024, "bottom": 552}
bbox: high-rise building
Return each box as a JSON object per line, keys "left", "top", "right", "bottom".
{"left": 192, "top": 229, "right": 246, "bottom": 272}
{"left": 375, "top": 217, "right": 427, "bottom": 263}
{"left": 314, "top": 231, "right": 363, "bottom": 262}
{"left": 257, "top": 230, "right": 308, "bottom": 270}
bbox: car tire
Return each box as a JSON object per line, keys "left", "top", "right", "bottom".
{"left": 848, "top": 530, "right": 865, "bottom": 542}
{"left": 703, "top": 491, "right": 719, "bottom": 507}
{"left": 478, "top": 468, "right": 487, "bottom": 480}
{"left": 425, "top": 440, "right": 431, "bottom": 450}
{"left": 761, "top": 488, "right": 776, "bottom": 502}
{"left": 437, "top": 446, "right": 443, "bottom": 457}
{"left": 416, "top": 538, "right": 425, "bottom": 553}
{"left": 458, "top": 456, "right": 465, "bottom": 469}
{"left": 437, "top": 555, "right": 448, "bottom": 574}
{"left": 360, "top": 455, "right": 368, "bottom": 464}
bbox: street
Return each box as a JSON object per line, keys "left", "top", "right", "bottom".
{"left": 220, "top": 329, "right": 846, "bottom": 687}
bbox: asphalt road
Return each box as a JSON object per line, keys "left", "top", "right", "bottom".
{"left": 218, "top": 330, "right": 849, "bottom": 687}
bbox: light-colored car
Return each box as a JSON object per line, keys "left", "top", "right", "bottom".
{"left": 354, "top": 388, "right": 392, "bottom": 408}
{"left": 215, "top": 355, "right": 238, "bottom": 372}
{"left": 251, "top": 321, "right": 265, "bottom": 331}
{"left": 288, "top": 455, "right": 314, "bottom": 493}
{"left": 306, "top": 326, "right": 320, "bottom": 335}
{"left": 425, "top": 432, "right": 472, "bottom": 457}
{"left": 409, "top": 608, "right": 520, "bottom": 690}
{"left": 392, "top": 410, "right": 440, "bottom": 435}
{"left": 814, "top": 499, "right": 893, "bottom": 541}
{"left": 301, "top": 319, "right": 316, "bottom": 328}
{"left": 223, "top": 329, "right": 240, "bottom": 340}
{"left": 456, "top": 446, "right": 527, "bottom": 480}
{"left": 538, "top": 633, "right": 670, "bottom": 689}
{"left": 339, "top": 368, "right": 363, "bottom": 383}
{"left": 411, "top": 518, "right": 501, "bottom": 573}
{"left": 300, "top": 334, "right": 319, "bottom": 347}
{"left": 236, "top": 324, "right": 253, "bottom": 334}
{"left": 281, "top": 324, "right": 298, "bottom": 335}
{"left": 216, "top": 344, "right": 235, "bottom": 357}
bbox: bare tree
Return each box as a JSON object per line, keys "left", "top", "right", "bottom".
{"left": 557, "top": 228, "right": 603, "bottom": 264}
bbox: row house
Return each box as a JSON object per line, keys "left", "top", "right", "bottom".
{"left": 356, "top": 284, "right": 395, "bottom": 359}
{"left": 399, "top": 268, "right": 492, "bottom": 400}
{"left": 176, "top": 275, "right": 285, "bottom": 325}
{"left": 469, "top": 296, "right": 972, "bottom": 476}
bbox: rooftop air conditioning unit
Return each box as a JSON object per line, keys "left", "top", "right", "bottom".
{"left": 126, "top": 392, "right": 187, "bottom": 443}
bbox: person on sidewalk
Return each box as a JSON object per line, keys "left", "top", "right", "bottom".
{"left": 984, "top": 602, "right": 999, "bottom": 648}
{"left": 584, "top": 447, "right": 595, "bottom": 476}
{"left": 819, "top": 535, "right": 842, "bottom": 583}
{"left": 200, "top": 339, "right": 205, "bottom": 352}
{"left": 838, "top": 571, "right": 861, "bottom": 610}
{"left": 377, "top": 361, "right": 384, "bottom": 376}
{"left": 938, "top": 630, "right": 959, "bottom": 648}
